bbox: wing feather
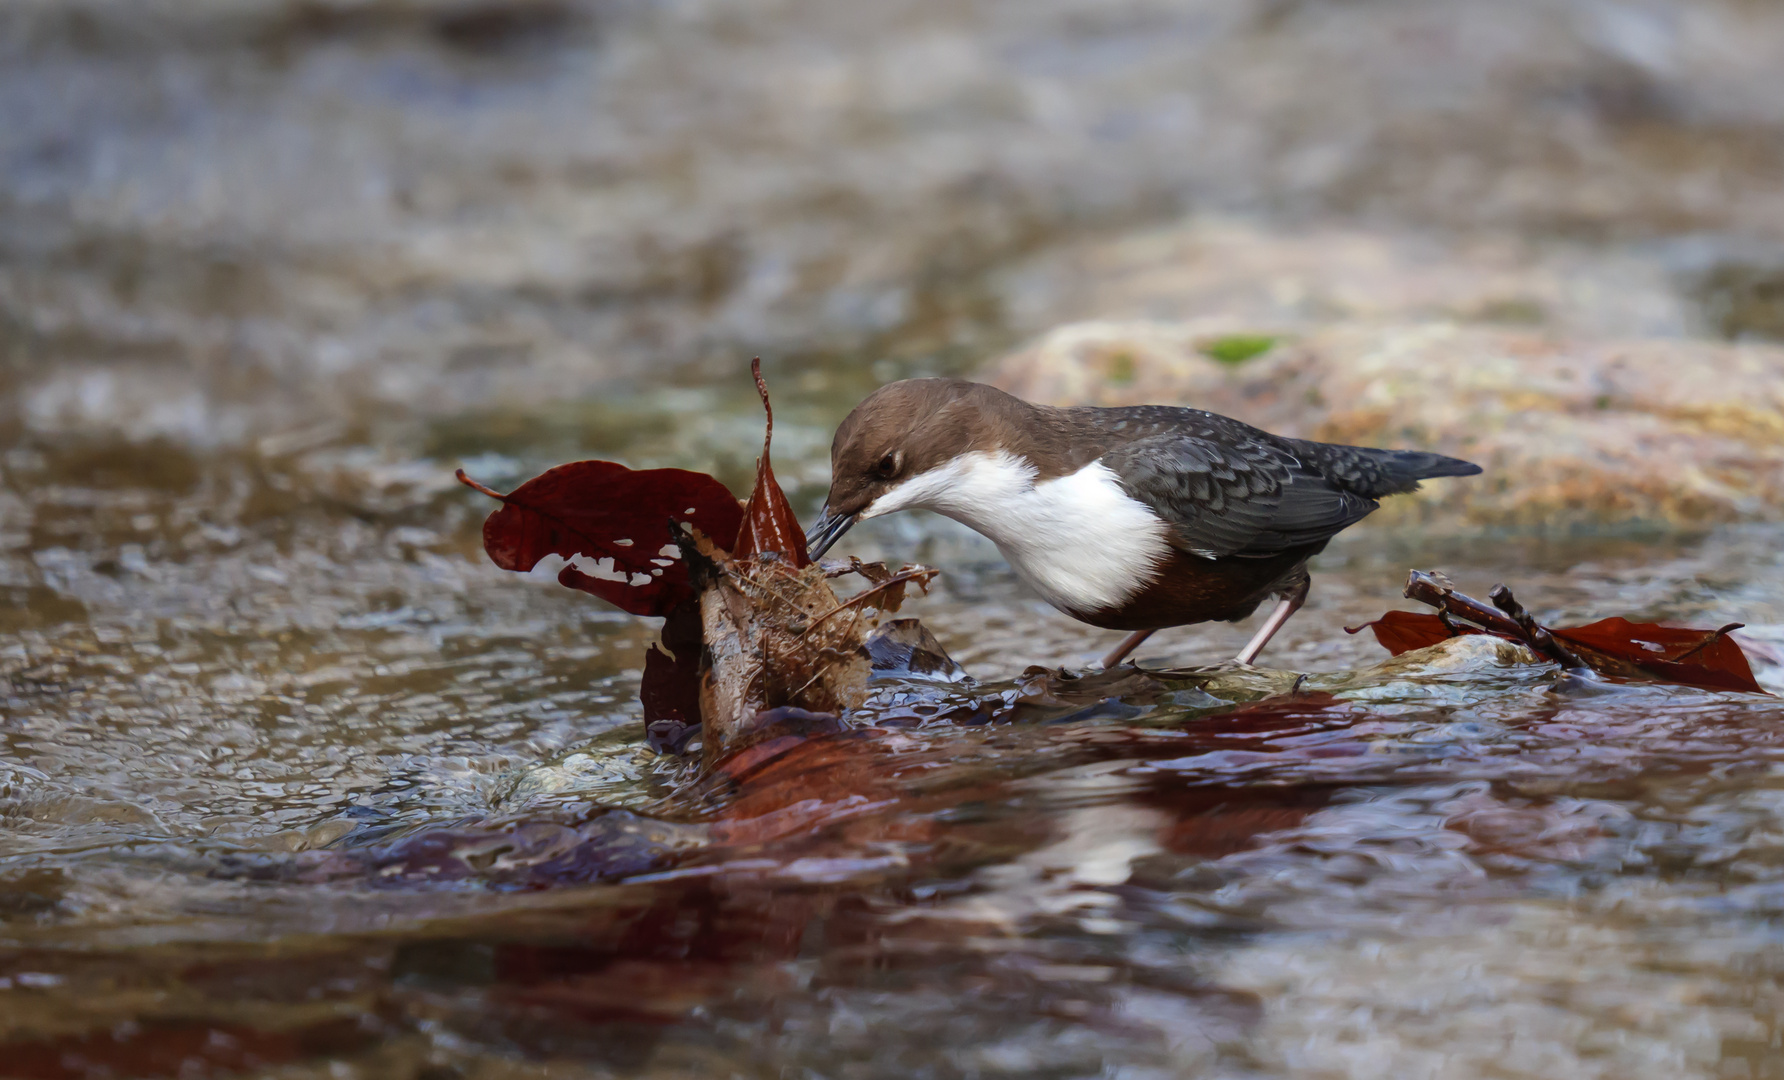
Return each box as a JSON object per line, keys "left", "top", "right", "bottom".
{"left": 1103, "top": 433, "right": 1378, "bottom": 559}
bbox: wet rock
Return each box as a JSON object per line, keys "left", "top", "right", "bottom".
{"left": 1138, "top": 662, "right": 1306, "bottom": 703}
{"left": 1694, "top": 261, "right": 1784, "bottom": 342}
{"left": 497, "top": 733, "right": 662, "bottom": 812}
{"left": 986, "top": 320, "right": 1784, "bottom": 531}
{"left": 1009, "top": 218, "right": 1696, "bottom": 342}
{"left": 1313, "top": 635, "right": 1545, "bottom": 700}
{"left": 277, "top": 809, "right": 709, "bottom": 890}
{"left": 1360, "top": 631, "right": 1537, "bottom": 678}
{"left": 866, "top": 618, "right": 969, "bottom": 683}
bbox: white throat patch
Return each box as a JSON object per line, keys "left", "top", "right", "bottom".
{"left": 861, "top": 450, "right": 1170, "bottom": 617}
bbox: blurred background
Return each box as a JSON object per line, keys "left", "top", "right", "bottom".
{"left": 4, "top": 2, "right": 1784, "bottom": 1077}
{"left": 7, "top": 0, "right": 1784, "bottom": 463}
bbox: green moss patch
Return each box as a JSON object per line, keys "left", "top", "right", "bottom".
{"left": 1198, "top": 334, "right": 1278, "bottom": 366}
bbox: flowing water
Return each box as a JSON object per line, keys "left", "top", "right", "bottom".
{"left": 5, "top": 1, "right": 1784, "bottom": 1077}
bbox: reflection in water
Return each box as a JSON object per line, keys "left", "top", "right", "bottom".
{"left": 7, "top": 626, "right": 1784, "bottom": 1076}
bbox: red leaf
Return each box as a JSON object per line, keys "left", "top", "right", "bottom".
{"left": 733, "top": 358, "right": 810, "bottom": 567}
{"left": 1552, "top": 618, "right": 1764, "bottom": 694}
{"left": 1350, "top": 609, "right": 1767, "bottom": 694}
{"left": 458, "top": 461, "right": 743, "bottom": 617}
{"left": 641, "top": 600, "right": 704, "bottom": 750}
{"left": 1345, "top": 610, "right": 1480, "bottom": 655}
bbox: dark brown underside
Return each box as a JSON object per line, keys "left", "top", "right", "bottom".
{"left": 1073, "top": 545, "right": 1321, "bottom": 632}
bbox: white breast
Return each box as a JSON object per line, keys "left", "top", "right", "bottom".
{"left": 859, "top": 450, "right": 1171, "bottom": 617}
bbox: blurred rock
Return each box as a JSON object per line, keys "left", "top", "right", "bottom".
{"left": 985, "top": 320, "right": 1784, "bottom": 531}
{"left": 1693, "top": 261, "right": 1784, "bottom": 342}
{"left": 8, "top": 0, "right": 1784, "bottom": 447}
{"left": 1004, "top": 218, "right": 1698, "bottom": 341}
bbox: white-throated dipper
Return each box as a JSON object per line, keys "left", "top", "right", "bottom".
{"left": 804, "top": 378, "right": 1481, "bottom": 668}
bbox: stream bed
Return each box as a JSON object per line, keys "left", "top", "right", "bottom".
{"left": 4, "top": 439, "right": 1783, "bottom": 1078}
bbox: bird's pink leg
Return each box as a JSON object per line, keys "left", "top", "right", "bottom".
{"left": 1234, "top": 579, "right": 1310, "bottom": 666}
{"left": 1100, "top": 628, "right": 1157, "bottom": 669}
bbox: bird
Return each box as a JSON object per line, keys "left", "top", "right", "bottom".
{"left": 804, "top": 378, "right": 1480, "bottom": 669}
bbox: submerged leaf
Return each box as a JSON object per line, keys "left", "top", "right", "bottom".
{"left": 458, "top": 462, "right": 743, "bottom": 617}
{"left": 733, "top": 358, "right": 811, "bottom": 567}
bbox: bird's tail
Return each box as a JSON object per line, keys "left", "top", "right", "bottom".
{"left": 1293, "top": 441, "right": 1482, "bottom": 499}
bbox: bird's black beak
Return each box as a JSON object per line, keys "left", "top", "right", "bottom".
{"left": 804, "top": 506, "right": 856, "bottom": 560}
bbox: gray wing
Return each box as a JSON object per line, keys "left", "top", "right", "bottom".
{"left": 1102, "top": 433, "right": 1379, "bottom": 559}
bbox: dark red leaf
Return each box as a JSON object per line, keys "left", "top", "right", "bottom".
{"left": 641, "top": 599, "right": 705, "bottom": 751}
{"left": 1350, "top": 608, "right": 1767, "bottom": 694}
{"left": 733, "top": 358, "right": 810, "bottom": 567}
{"left": 1345, "top": 610, "right": 1480, "bottom": 655}
{"left": 1552, "top": 618, "right": 1764, "bottom": 694}
{"left": 458, "top": 461, "right": 743, "bottom": 617}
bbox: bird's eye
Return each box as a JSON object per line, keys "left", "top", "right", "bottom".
{"left": 875, "top": 451, "right": 899, "bottom": 478}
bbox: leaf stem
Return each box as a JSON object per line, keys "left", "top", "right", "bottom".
{"left": 455, "top": 469, "right": 507, "bottom": 501}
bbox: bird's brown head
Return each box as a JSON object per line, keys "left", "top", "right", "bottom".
{"left": 804, "top": 378, "right": 1029, "bottom": 557}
